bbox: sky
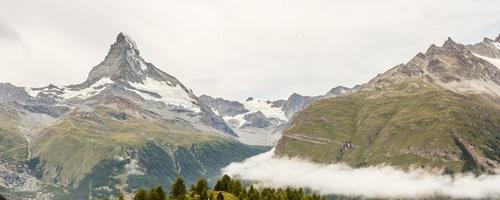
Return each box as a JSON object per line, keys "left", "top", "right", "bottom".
{"left": 0, "top": 0, "right": 499, "bottom": 100}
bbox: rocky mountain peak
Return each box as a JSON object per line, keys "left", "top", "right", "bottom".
{"left": 113, "top": 32, "right": 140, "bottom": 56}
{"left": 483, "top": 37, "right": 494, "bottom": 43}
{"left": 442, "top": 37, "right": 463, "bottom": 50}
{"left": 367, "top": 35, "right": 500, "bottom": 98}
{"left": 84, "top": 32, "right": 154, "bottom": 85}
{"left": 496, "top": 33, "right": 500, "bottom": 42}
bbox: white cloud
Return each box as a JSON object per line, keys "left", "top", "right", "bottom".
{"left": 223, "top": 150, "right": 500, "bottom": 199}
{"left": 0, "top": 0, "right": 499, "bottom": 100}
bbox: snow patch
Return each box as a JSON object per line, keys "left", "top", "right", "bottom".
{"left": 140, "top": 60, "right": 148, "bottom": 71}
{"left": 25, "top": 78, "right": 114, "bottom": 100}
{"left": 24, "top": 88, "right": 40, "bottom": 97}
{"left": 492, "top": 42, "right": 500, "bottom": 50}
{"left": 474, "top": 53, "right": 500, "bottom": 68}
{"left": 211, "top": 108, "right": 220, "bottom": 116}
{"left": 242, "top": 98, "right": 287, "bottom": 121}
{"left": 223, "top": 114, "right": 247, "bottom": 128}
{"left": 60, "top": 78, "right": 114, "bottom": 99}
{"left": 116, "top": 156, "right": 145, "bottom": 176}
{"left": 129, "top": 77, "right": 200, "bottom": 112}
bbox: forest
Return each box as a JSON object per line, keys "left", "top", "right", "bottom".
{"left": 100, "top": 175, "right": 327, "bottom": 200}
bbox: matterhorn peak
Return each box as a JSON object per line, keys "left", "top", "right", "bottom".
{"left": 110, "top": 32, "right": 140, "bottom": 56}
{"left": 84, "top": 32, "right": 154, "bottom": 84}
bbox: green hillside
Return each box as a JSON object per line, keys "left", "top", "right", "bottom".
{"left": 0, "top": 103, "right": 29, "bottom": 161}
{"left": 275, "top": 78, "right": 500, "bottom": 173}
{"left": 12, "top": 105, "right": 267, "bottom": 200}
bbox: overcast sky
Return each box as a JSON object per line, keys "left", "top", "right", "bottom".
{"left": 0, "top": 0, "right": 499, "bottom": 100}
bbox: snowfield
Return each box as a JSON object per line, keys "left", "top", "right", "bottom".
{"left": 25, "top": 77, "right": 114, "bottom": 99}
{"left": 129, "top": 77, "right": 200, "bottom": 112}
{"left": 242, "top": 98, "right": 287, "bottom": 121}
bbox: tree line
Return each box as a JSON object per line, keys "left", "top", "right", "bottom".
{"left": 102, "top": 175, "right": 326, "bottom": 200}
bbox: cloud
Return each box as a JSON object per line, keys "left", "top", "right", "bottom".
{"left": 223, "top": 150, "right": 500, "bottom": 199}
{"left": 0, "top": 20, "right": 20, "bottom": 41}
{"left": 0, "top": 0, "right": 499, "bottom": 100}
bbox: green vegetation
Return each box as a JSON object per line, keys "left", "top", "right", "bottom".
{"left": 7, "top": 105, "right": 268, "bottom": 200}
{"left": 115, "top": 175, "right": 326, "bottom": 200}
{"left": 276, "top": 78, "right": 500, "bottom": 173}
{"left": 0, "top": 103, "right": 28, "bottom": 161}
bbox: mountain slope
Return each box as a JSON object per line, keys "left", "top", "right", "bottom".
{"left": 0, "top": 33, "right": 265, "bottom": 200}
{"left": 275, "top": 34, "right": 500, "bottom": 174}
{"left": 200, "top": 86, "right": 359, "bottom": 146}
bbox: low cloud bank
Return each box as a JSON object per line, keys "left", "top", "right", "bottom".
{"left": 222, "top": 150, "right": 500, "bottom": 199}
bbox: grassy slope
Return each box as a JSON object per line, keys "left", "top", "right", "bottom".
{"left": 0, "top": 103, "right": 28, "bottom": 161}
{"left": 26, "top": 105, "right": 267, "bottom": 199}
{"left": 276, "top": 78, "right": 500, "bottom": 173}
{"left": 31, "top": 106, "right": 217, "bottom": 182}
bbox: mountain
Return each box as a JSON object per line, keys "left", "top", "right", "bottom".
{"left": 0, "top": 33, "right": 266, "bottom": 200}
{"left": 275, "top": 34, "right": 500, "bottom": 174}
{"left": 199, "top": 86, "right": 359, "bottom": 146}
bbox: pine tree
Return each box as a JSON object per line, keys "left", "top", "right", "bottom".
{"left": 134, "top": 189, "right": 148, "bottom": 200}
{"left": 217, "top": 192, "right": 224, "bottom": 200}
{"left": 170, "top": 177, "right": 187, "bottom": 199}
{"left": 118, "top": 195, "right": 125, "bottom": 200}
{"left": 148, "top": 189, "right": 161, "bottom": 200}
{"left": 220, "top": 175, "right": 231, "bottom": 191}
{"left": 200, "top": 188, "right": 209, "bottom": 200}
{"left": 214, "top": 174, "right": 231, "bottom": 191}
{"left": 247, "top": 185, "right": 259, "bottom": 200}
{"left": 228, "top": 179, "right": 242, "bottom": 195}
{"left": 194, "top": 178, "right": 209, "bottom": 195}
{"left": 155, "top": 186, "right": 166, "bottom": 200}
{"left": 214, "top": 180, "right": 223, "bottom": 191}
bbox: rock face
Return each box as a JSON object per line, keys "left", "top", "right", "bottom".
{"left": 199, "top": 86, "right": 359, "bottom": 146}
{"left": 24, "top": 33, "right": 235, "bottom": 136}
{"left": 275, "top": 35, "right": 500, "bottom": 174}
{"left": 0, "top": 33, "right": 263, "bottom": 200}
{"left": 365, "top": 37, "right": 500, "bottom": 99}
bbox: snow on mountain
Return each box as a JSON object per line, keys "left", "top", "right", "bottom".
{"left": 19, "top": 32, "right": 234, "bottom": 136}
{"left": 364, "top": 36, "right": 500, "bottom": 99}
{"left": 128, "top": 77, "right": 200, "bottom": 112}
{"left": 473, "top": 53, "right": 500, "bottom": 68}
{"left": 25, "top": 77, "right": 115, "bottom": 100}
{"left": 241, "top": 98, "right": 288, "bottom": 121}
{"left": 199, "top": 86, "right": 359, "bottom": 146}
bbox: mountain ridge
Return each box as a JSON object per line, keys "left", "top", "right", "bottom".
{"left": 275, "top": 34, "right": 500, "bottom": 174}
{"left": 0, "top": 33, "right": 265, "bottom": 200}
{"left": 199, "top": 86, "right": 359, "bottom": 146}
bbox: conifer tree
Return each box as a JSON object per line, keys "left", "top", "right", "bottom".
{"left": 148, "top": 189, "right": 161, "bottom": 200}
{"left": 195, "top": 178, "right": 209, "bottom": 194}
{"left": 170, "top": 177, "right": 187, "bottom": 199}
{"left": 155, "top": 186, "right": 166, "bottom": 200}
{"left": 134, "top": 189, "right": 148, "bottom": 200}
{"left": 200, "top": 188, "right": 209, "bottom": 200}
{"left": 214, "top": 180, "right": 222, "bottom": 191}
{"left": 247, "top": 185, "right": 259, "bottom": 200}
{"left": 229, "top": 179, "right": 242, "bottom": 195}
